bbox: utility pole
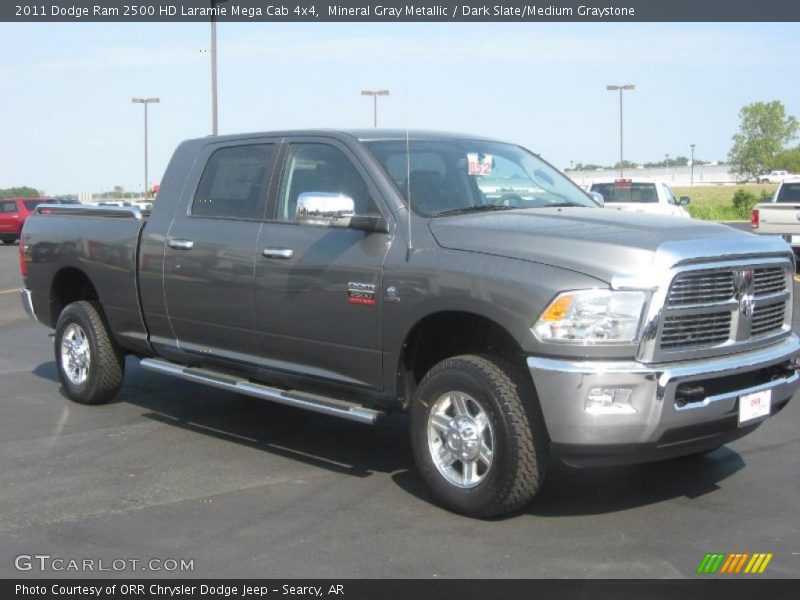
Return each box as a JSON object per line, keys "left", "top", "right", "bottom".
{"left": 690, "top": 144, "right": 696, "bottom": 186}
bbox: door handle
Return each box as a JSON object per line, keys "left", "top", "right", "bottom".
{"left": 168, "top": 239, "right": 194, "bottom": 250}
{"left": 262, "top": 247, "right": 293, "bottom": 259}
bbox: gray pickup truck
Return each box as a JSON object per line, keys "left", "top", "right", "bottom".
{"left": 19, "top": 130, "right": 800, "bottom": 517}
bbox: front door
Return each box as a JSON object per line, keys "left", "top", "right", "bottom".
{"left": 163, "top": 141, "right": 279, "bottom": 367}
{"left": 255, "top": 139, "right": 392, "bottom": 389}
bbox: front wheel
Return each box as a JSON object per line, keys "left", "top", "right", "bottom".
{"left": 55, "top": 301, "right": 125, "bottom": 405}
{"left": 1, "top": 237, "right": 16, "bottom": 245}
{"left": 410, "top": 355, "right": 548, "bottom": 518}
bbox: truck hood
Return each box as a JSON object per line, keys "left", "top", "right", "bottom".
{"left": 428, "top": 208, "right": 783, "bottom": 283}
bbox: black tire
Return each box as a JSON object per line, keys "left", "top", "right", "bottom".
{"left": 55, "top": 301, "right": 124, "bottom": 405}
{"left": 1, "top": 237, "right": 16, "bottom": 245}
{"left": 410, "top": 355, "right": 548, "bottom": 518}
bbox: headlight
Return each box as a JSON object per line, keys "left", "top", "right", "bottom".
{"left": 533, "top": 289, "right": 647, "bottom": 344}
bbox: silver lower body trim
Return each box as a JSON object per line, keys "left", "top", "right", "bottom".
{"left": 139, "top": 358, "right": 384, "bottom": 425}
{"left": 527, "top": 335, "right": 800, "bottom": 447}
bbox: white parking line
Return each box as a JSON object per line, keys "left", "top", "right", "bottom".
{"left": 0, "top": 288, "right": 20, "bottom": 295}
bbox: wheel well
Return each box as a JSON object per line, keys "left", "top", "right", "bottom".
{"left": 50, "top": 268, "right": 99, "bottom": 325}
{"left": 398, "top": 311, "right": 527, "bottom": 403}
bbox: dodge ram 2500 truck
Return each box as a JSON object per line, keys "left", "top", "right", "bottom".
{"left": 19, "top": 130, "right": 800, "bottom": 517}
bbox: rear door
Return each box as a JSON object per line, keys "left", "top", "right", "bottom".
{"left": 163, "top": 139, "right": 280, "bottom": 368}
{"left": 0, "top": 200, "right": 20, "bottom": 240}
{"left": 254, "top": 138, "right": 392, "bottom": 389}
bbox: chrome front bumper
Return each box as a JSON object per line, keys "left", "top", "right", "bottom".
{"left": 528, "top": 336, "right": 800, "bottom": 465}
{"left": 20, "top": 288, "right": 38, "bottom": 322}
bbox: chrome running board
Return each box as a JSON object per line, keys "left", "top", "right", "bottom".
{"left": 139, "top": 358, "right": 385, "bottom": 425}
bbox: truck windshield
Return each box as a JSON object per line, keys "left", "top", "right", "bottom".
{"left": 590, "top": 182, "right": 658, "bottom": 204}
{"left": 365, "top": 139, "right": 595, "bottom": 217}
{"left": 776, "top": 183, "right": 800, "bottom": 203}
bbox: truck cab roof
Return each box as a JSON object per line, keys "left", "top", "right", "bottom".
{"left": 185, "top": 129, "right": 505, "bottom": 145}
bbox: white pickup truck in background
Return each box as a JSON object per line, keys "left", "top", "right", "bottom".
{"left": 589, "top": 178, "right": 691, "bottom": 218}
{"left": 752, "top": 179, "right": 800, "bottom": 257}
{"left": 757, "top": 170, "right": 795, "bottom": 184}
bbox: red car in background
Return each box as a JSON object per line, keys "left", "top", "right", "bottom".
{"left": 0, "top": 198, "right": 54, "bottom": 244}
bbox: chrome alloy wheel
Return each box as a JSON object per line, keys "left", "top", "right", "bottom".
{"left": 60, "top": 323, "right": 91, "bottom": 385}
{"left": 427, "top": 391, "right": 495, "bottom": 488}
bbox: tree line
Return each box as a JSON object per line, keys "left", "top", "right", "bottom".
{"left": 568, "top": 100, "right": 798, "bottom": 179}
{"left": 0, "top": 186, "right": 41, "bottom": 198}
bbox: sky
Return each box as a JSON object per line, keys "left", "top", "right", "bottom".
{"left": 0, "top": 21, "right": 799, "bottom": 195}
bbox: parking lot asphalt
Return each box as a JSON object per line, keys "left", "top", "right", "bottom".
{"left": 0, "top": 233, "right": 798, "bottom": 579}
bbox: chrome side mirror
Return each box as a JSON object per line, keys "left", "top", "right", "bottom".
{"left": 296, "top": 192, "right": 355, "bottom": 228}
{"left": 588, "top": 191, "right": 604, "bottom": 207}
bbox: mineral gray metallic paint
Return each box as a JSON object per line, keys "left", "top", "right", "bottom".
{"left": 19, "top": 129, "right": 800, "bottom": 466}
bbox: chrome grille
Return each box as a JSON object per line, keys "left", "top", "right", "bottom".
{"left": 753, "top": 267, "right": 786, "bottom": 296}
{"left": 654, "top": 261, "right": 791, "bottom": 356}
{"left": 660, "top": 312, "right": 731, "bottom": 349}
{"left": 667, "top": 272, "right": 734, "bottom": 305}
{"left": 751, "top": 302, "right": 785, "bottom": 336}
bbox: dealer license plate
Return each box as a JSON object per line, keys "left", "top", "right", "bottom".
{"left": 738, "top": 389, "right": 771, "bottom": 426}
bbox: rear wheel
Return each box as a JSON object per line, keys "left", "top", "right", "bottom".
{"left": 410, "top": 355, "right": 548, "bottom": 518}
{"left": 1, "top": 237, "right": 16, "bottom": 245}
{"left": 55, "top": 301, "right": 124, "bottom": 405}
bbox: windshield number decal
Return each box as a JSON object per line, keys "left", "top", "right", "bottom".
{"left": 467, "top": 153, "right": 493, "bottom": 177}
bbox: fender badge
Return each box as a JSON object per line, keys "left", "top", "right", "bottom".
{"left": 347, "top": 282, "right": 376, "bottom": 306}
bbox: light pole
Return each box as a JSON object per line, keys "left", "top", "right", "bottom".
{"left": 361, "top": 90, "right": 389, "bottom": 127}
{"left": 690, "top": 144, "right": 696, "bottom": 186}
{"left": 606, "top": 84, "right": 635, "bottom": 178}
{"left": 665, "top": 154, "right": 670, "bottom": 181}
{"left": 131, "top": 98, "right": 159, "bottom": 198}
{"left": 210, "top": 1, "right": 228, "bottom": 135}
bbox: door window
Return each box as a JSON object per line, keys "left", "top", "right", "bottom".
{"left": 0, "top": 201, "right": 17, "bottom": 213}
{"left": 662, "top": 184, "right": 678, "bottom": 205}
{"left": 192, "top": 144, "right": 275, "bottom": 219}
{"left": 276, "top": 143, "right": 379, "bottom": 221}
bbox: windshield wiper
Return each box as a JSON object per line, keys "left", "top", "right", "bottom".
{"left": 541, "top": 201, "right": 587, "bottom": 208}
{"left": 434, "top": 204, "right": 518, "bottom": 217}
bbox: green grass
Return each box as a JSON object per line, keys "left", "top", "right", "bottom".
{"left": 674, "top": 184, "right": 777, "bottom": 221}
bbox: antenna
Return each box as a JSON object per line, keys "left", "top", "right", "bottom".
{"left": 405, "top": 90, "right": 414, "bottom": 261}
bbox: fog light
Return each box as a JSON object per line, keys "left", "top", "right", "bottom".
{"left": 585, "top": 388, "right": 636, "bottom": 414}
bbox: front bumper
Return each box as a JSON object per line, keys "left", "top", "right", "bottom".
{"left": 528, "top": 336, "right": 800, "bottom": 467}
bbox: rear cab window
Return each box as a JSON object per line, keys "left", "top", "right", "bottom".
{"left": 776, "top": 183, "right": 800, "bottom": 203}
{"left": 590, "top": 182, "right": 659, "bottom": 203}
{"left": 191, "top": 144, "right": 276, "bottom": 220}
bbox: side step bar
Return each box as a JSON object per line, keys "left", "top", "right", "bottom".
{"left": 139, "top": 358, "right": 385, "bottom": 425}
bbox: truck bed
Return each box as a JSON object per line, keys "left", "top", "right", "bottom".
{"left": 21, "top": 204, "right": 151, "bottom": 353}
{"left": 753, "top": 201, "right": 800, "bottom": 236}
